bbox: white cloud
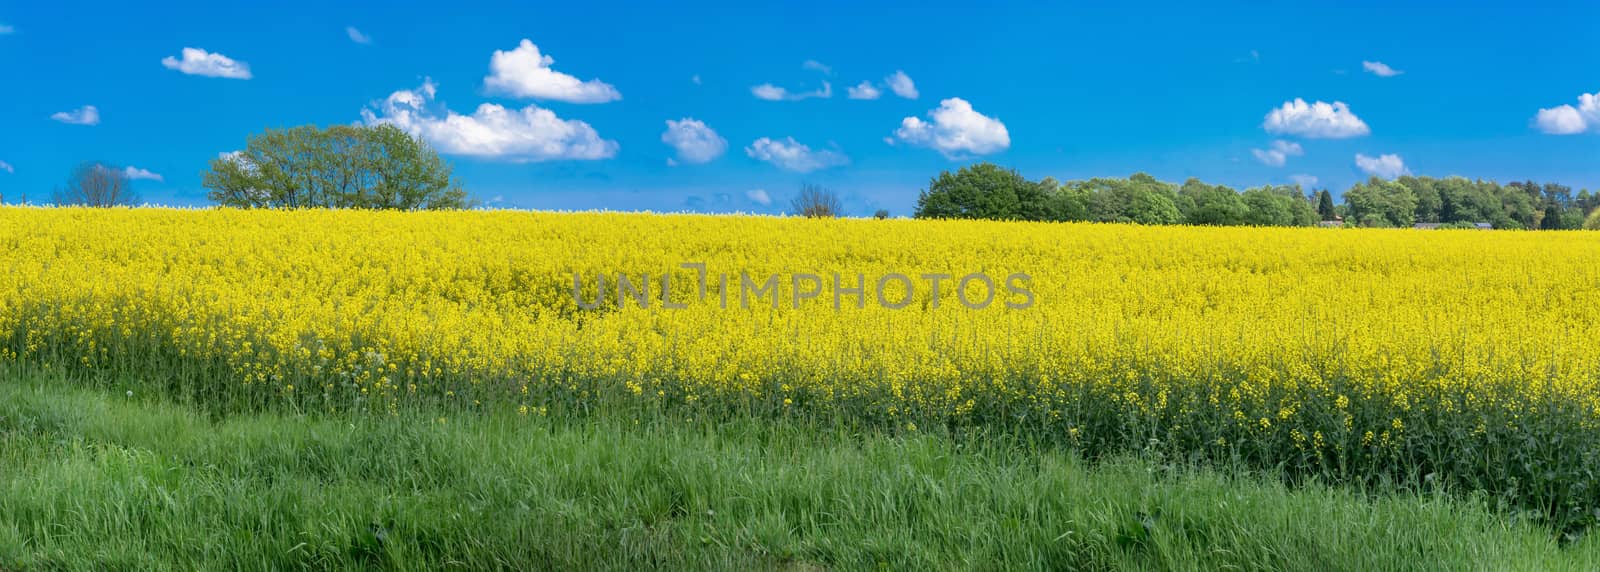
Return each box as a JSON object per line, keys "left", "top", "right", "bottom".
{"left": 751, "top": 84, "right": 786, "bottom": 101}
{"left": 848, "top": 81, "right": 881, "bottom": 100}
{"left": 892, "top": 98, "right": 1010, "bottom": 158}
{"left": 661, "top": 118, "right": 727, "bottom": 164}
{"left": 746, "top": 189, "right": 772, "bottom": 205}
{"left": 50, "top": 105, "right": 100, "bottom": 125}
{"left": 1533, "top": 91, "right": 1599, "bottom": 135}
{"left": 885, "top": 70, "right": 918, "bottom": 99}
{"left": 802, "top": 59, "right": 831, "bottom": 74}
{"left": 1355, "top": 153, "right": 1407, "bottom": 179}
{"left": 751, "top": 82, "right": 831, "bottom": 101}
{"left": 1289, "top": 174, "right": 1318, "bottom": 188}
{"left": 346, "top": 26, "right": 372, "bottom": 45}
{"left": 0, "top": 160, "right": 13, "bottom": 174}
{"left": 482, "top": 39, "right": 621, "bottom": 103}
{"left": 1535, "top": 105, "right": 1588, "bottom": 135}
{"left": 362, "top": 79, "right": 618, "bottom": 162}
{"left": 161, "top": 47, "right": 252, "bottom": 79}
{"left": 744, "top": 137, "right": 848, "bottom": 172}
{"left": 122, "top": 166, "right": 163, "bottom": 181}
{"left": 1263, "top": 99, "right": 1370, "bottom": 139}
{"left": 1251, "top": 139, "right": 1303, "bottom": 167}
{"left": 1361, "top": 61, "right": 1403, "bottom": 77}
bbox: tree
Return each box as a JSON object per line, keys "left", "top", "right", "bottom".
{"left": 1542, "top": 203, "right": 1565, "bottom": 230}
{"left": 1496, "top": 182, "right": 1537, "bottom": 229}
{"left": 1316, "top": 189, "right": 1337, "bottom": 221}
{"left": 1178, "top": 178, "right": 1248, "bottom": 226}
{"left": 203, "top": 124, "right": 468, "bottom": 210}
{"left": 1077, "top": 173, "right": 1182, "bottom": 225}
{"left": 1577, "top": 189, "right": 1597, "bottom": 215}
{"left": 1344, "top": 177, "right": 1418, "bottom": 228}
{"left": 1585, "top": 208, "right": 1600, "bottom": 230}
{"left": 54, "top": 162, "right": 139, "bottom": 207}
{"left": 1240, "top": 185, "right": 1316, "bottom": 227}
{"left": 914, "top": 162, "right": 1049, "bottom": 220}
{"left": 873, "top": 209, "right": 890, "bottom": 220}
{"left": 1398, "top": 176, "right": 1442, "bottom": 223}
{"left": 1045, "top": 185, "right": 1092, "bottom": 222}
{"left": 791, "top": 182, "right": 842, "bottom": 218}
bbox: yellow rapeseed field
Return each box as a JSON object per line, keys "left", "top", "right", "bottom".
{"left": 4, "top": 206, "right": 1600, "bottom": 518}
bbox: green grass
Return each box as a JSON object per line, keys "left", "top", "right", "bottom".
{"left": 2, "top": 373, "right": 1598, "bottom": 570}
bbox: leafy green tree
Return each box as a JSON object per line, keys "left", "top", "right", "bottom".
{"left": 1496, "top": 183, "right": 1537, "bottom": 229}
{"left": 914, "top": 162, "right": 1049, "bottom": 220}
{"left": 1561, "top": 206, "right": 1586, "bottom": 230}
{"left": 1241, "top": 185, "right": 1316, "bottom": 227}
{"left": 1178, "top": 178, "right": 1248, "bottom": 226}
{"left": 1397, "top": 176, "right": 1443, "bottom": 223}
{"left": 1076, "top": 173, "right": 1182, "bottom": 225}
{"left": 1344, "top": 177, "right": 1418, "bottom": 228}
{"left": 1541, "top": 203, "right": 1565, "bottom": 230}
{"left": 1586, "top": 208, "right": 1600, "bottom": 230}
{"left": 1316, "top": 189, "right": 1337, "bottom": 221}
{"left": 1041, "top": 177, "right": 1092, "bottom": 222}
{"left": 204, "top": 124, "right": 468, "bottom": 210}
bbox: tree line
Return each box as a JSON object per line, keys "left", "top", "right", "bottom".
{"left": 913, "top": 163, "right": 1600, "bottom": 230}
{"left": 31, "top": 123, "right": 1600, "bottom": 231}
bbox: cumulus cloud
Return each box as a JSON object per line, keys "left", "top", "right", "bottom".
{"left": 1290, "top": 174, "right": 1319, "bottom": 188}
{"left": 1533, "top": 91, "right": 1599, "bottom": 135}
{"left": 848, "top": 81, "right": 881, "bottom": 100}
{"left": 161, "top": 47, "right": 252, "bottom": 79}
{"left": 802, "top": 59, "right": 831, "bottom": 74}
{"left": 122, "top": 166, "right": 163, "bottom": 181}
{"left": 483, "top": 39, "right": 621, "bottom": 103}
{"left": 885, "top": 70, "right": 918, "bottom": 99}
{"left": 1251, "top": 139, "right": 1304, "bottom": 167}
{"left": 893, "top": 98, "right": 1010, "bottom": 158}
{"left": 346, "top": 26, "right": 372, "bottom": 45}
{"left": 744, "top": 137, "right": 848, "bottom": 172}
{"left": 1361, "top": 61, "right": 1403, "bottom": 77}
{"left": 1355, "top": 153, "right": 1407, "bottom": 179}
{"left": 661, "top": 118, "right": 727, "bottom": 165}
{"left": 746, "top": 189, "right": 772, "bottom": 205}
{"left": 1263, "top": 99, "right": 1370, "bottom": 139}
{"left": 50, "top": 105, "right": 100, "bottom": 125}
{"left": 751, "top": 82, "right": 831, "bottom": 101}
{"left": 0, "top": 160, "right": 13, "bottom": 174}
{"left": 361, "top": 79, "right": 618, "bottom": 162}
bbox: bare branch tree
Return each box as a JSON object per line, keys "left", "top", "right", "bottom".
{"left": 54, "top": 162, "right": 139, "bottom": 207}
{"left": 791, "top": 182, "right": 842, "bottom": 218}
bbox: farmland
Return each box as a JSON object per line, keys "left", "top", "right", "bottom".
{"left": 4, "top": 206, "right": 1600, "bottom": 567}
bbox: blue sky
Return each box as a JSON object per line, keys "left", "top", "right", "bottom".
{"left": 2, "top": 1, "right": 1597, "bottom": 215}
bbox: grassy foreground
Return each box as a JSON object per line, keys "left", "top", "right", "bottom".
{"left": 2, "top": 374, "right": 1598, "bottom": 570}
